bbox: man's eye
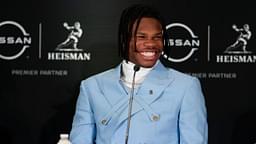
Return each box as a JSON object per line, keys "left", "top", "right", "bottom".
{"left": 136, "top": 35, "right": 146, "bottom": 39}
{"left": 154, "top": 36, "right": 163, "bottom": 40}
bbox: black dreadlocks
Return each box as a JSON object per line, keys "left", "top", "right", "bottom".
{"left": 118, "top": 4, "right": 170, "bottom": 60}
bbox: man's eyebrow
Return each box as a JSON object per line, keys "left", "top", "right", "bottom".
{"left": 136, "top": 32, "right": 146, "bottom": 35}
{"left": 136, "top": 32, "right": 163, "bottom": 35}
{"left": 155, "top": 32, "right": 163, "bottom": 35}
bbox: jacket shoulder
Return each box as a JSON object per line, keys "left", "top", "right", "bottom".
{"left": 166, "top": 67, "right": 200, "bottom": 85}
{"left": 80, "top": 68, "right": 117, "bottom": 86}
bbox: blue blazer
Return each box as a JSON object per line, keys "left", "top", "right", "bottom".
{"left": 70, "top": 61, "right": 208, "bottom": 144}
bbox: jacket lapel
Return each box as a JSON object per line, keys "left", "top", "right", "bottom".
{"left": 137, "top": 62, "right": 175, "bottom": 104}
{"left": 101, "top": 64, "right": 128, "bottom": 107}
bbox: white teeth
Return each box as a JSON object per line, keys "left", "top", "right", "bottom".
{"left": 141, "top": 52, "right": 155, "bottom": 57}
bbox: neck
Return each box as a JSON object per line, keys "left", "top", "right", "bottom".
{"left": 121, "top": 60, "right": 155, "bottom": 88}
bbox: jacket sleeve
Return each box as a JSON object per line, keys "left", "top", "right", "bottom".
{"left": 179, "top": 77, "right": 208, "bottom": 144}
{"left": 70, "top": 80, "right": 96, "bottom": 144}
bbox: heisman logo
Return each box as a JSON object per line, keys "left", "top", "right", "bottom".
{"left": 0, "top": 21, "right": 31, "bottom": 60}
{"left": 48, "top": 21, "right": 91, "bottom": 61}
{"left": 56, "top": 22, "right": 83, "bottom": 51}
{"left": 162, "top": 23, "right": 200, "bottom": 62}
{"left": 224, "top": 24, "right": 252, "bottom": 54}
{"left": 216, "top": 24, "right": 255, "bottom": 63}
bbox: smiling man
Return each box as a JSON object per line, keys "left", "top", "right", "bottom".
{"left": 70, "top": 4, "right": 208, "bottom": 144}
{"left": 128, "top": 17, "right": 163, "bottom": 67}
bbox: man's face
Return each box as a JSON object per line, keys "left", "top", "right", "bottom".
{"left": 128, "top": 17, "right": 163, "bottom": 68}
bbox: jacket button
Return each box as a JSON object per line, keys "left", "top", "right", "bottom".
{"left": 101, "top": 119, "right": 107, "bottom": 125}
{"left": 152, "top": 115, "right": 160, "bottom": 121}
{"left": 149, "top": 90, "right": 153, "bottom": 95}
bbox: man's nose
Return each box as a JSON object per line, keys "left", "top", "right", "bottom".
{"left": 143, "top": 39, "right": 156, "bottom": 47}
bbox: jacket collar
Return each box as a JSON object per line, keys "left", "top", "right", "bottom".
{"left": 111, "top": 60, "right": 175, "bottom": 103}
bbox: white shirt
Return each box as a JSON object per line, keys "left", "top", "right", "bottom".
{"left": 121, "top": 60, "right": 153, "bottom": 88}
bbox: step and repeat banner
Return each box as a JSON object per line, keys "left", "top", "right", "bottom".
{"left": 0, "top": 0, "right": 255, "bottom": 144}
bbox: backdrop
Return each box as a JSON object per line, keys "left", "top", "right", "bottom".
{"left": 0, "top": 0, "right": 255, "bottom": 144}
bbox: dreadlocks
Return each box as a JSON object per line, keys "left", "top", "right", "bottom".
{"left": 118, "top": 4, "right": 170, "bottom": 60}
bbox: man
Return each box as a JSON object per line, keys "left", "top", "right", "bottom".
{"left": 70, "top": 4, "right": 208, "bottom": 144}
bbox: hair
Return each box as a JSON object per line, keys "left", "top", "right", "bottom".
{"left": 118, "top": 4, "right": 170, "bottom": 60}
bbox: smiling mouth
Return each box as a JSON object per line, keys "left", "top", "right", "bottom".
{"left": 140, "top": 51, "right": 156, "bottom": 57}
{"left": 139, "top": 51, "right": 162, "bottom": 60}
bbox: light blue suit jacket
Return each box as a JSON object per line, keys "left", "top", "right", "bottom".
{"left": 70, "top": 61, "right": 208, "bottom": 144}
